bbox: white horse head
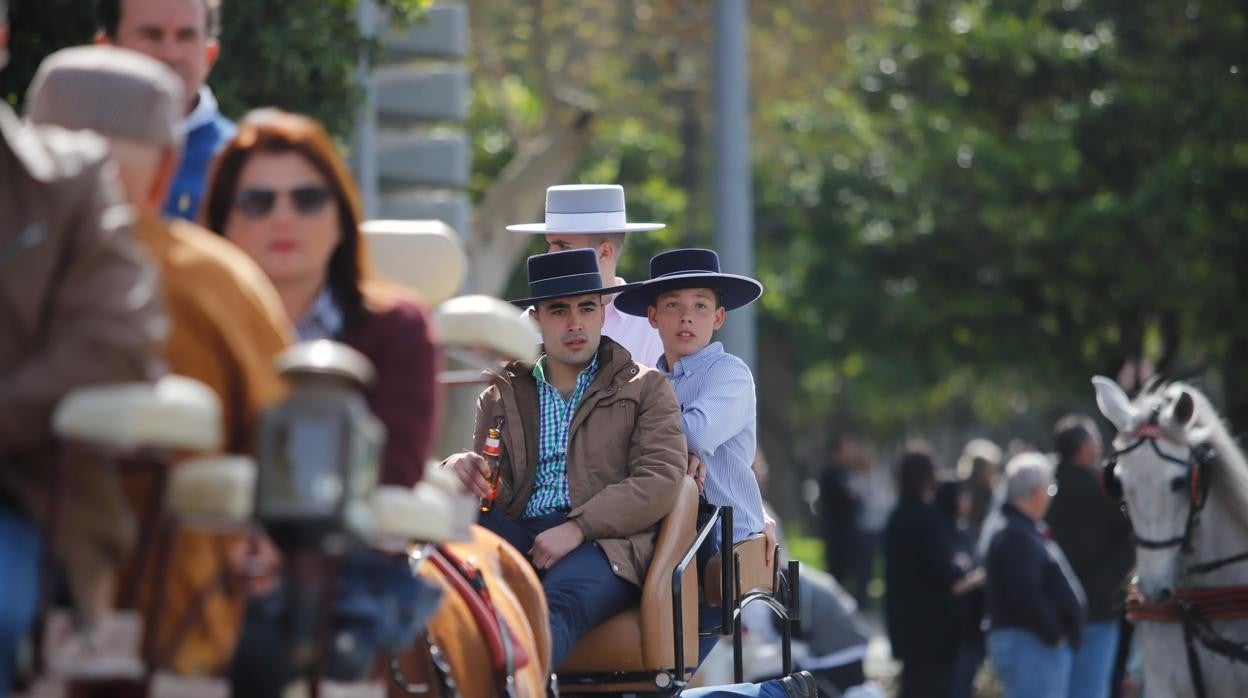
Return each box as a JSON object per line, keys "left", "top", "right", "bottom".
{"left": 1092, "top": 376, "right": 1241, "bottom": 602}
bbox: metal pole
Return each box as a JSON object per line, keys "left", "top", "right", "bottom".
{"left": 712, "top": 0, "right": 756, "bottom": 371}
{"left": 353, "top": 0, "right": 380, "bottom": 218}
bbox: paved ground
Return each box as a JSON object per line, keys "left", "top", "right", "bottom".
{"left": 858, "top": 610, "right": 900, "bottom": 687}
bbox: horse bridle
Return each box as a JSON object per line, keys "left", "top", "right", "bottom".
{"left": 1103, "top": 407, "right": 1217, "bottom": 553}
{"left": 1107, "top": 409, "right": 1248, "bottom": 698}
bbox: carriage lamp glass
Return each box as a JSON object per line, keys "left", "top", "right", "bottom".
{"left": 255, "top": 341, "right": 385, "bottom": 547}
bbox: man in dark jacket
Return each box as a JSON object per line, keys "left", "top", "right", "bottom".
{"left": 987, "top": 453, "right": 1085, "bottom": 698}
{"left": 884, "top": 451, "right": 961, "bottom": 698}
{"left": 445, "top": 249, "right": 687, "bottom": 670}
{"left": 1046, "top": 416, "right": 1133, "bottom": 698}
{"left": 818, "top": 435, "right": 863, "bottom": 584}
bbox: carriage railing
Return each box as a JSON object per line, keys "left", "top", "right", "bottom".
{"left": 671, "top": 503, "right": 734, "bottom": 684}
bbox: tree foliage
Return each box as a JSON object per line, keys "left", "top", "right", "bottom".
{"left": 1, "top": 0, "right": 430, "bottom": 138}
{"left": 753, "top": 0, "right": 1248, "bottom": 437}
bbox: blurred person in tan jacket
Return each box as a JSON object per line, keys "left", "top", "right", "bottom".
{"left": 0, "top": 3, "right": 166, "bottom": 688}
{"left": 26, "top": 45, "right": 292, "bottom": 676}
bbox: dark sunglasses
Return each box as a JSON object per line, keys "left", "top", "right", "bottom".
{"left": 233, "top": 186, "right": 333, "bottom": 219}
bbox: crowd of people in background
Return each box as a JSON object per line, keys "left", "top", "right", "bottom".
{"left": 818, "top": 417, "right": 1139, "bottom": 698}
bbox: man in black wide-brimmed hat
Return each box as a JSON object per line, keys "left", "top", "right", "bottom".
{"left": 443, "top": 248, "right": 687, "bottom": 670}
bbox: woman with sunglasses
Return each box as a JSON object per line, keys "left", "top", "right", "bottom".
{"left": 203, "top": 108, "right": 440, "bottom": 488}
{"left": 202, "top": 109, "right": 440, "bottom": 693}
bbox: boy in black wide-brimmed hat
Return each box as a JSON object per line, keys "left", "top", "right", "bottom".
{"left": 615, "top": 248, "right": 769, "bottom": 549}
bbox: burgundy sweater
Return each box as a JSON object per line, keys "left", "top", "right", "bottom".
{"left": 341, "top": 293, "right": 441, "bottom": 487}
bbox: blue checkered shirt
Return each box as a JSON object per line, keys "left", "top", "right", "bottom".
{"left": 524, "top": 353, "right": 600, "bottom": 518}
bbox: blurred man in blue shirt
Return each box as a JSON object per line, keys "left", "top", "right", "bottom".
{"left": 97, "top": 0, "right": 235, "bottom": 221}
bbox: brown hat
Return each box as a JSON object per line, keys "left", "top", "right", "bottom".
{"left": 27, "top": 46, "right": 184, "bottom": 148}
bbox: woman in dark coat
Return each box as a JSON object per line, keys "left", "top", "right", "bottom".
{"left": 935, "top": 480, "right": 987, "bottom": 698}
{"left": 884, "top": 452, "right": 962, "bottom": 698}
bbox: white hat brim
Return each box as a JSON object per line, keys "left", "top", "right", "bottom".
{"left": 506, "top": 222, "right": 666, "bottom": 234}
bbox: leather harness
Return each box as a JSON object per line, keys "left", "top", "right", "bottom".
{"left": 1109, "top": 418, "right": 1248, "bottom": 698}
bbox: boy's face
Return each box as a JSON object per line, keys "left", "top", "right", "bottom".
{"left": 531, "top": 293, "right": 605, "bottom": 367}
{"left": 647, "top": 287, "right": 725, "bottom": 358}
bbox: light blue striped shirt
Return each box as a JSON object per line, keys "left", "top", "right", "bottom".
{"left": 659, "top": 342, "right": 764, "bottom": 542}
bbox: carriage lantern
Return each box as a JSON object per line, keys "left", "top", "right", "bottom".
{"left": 256, "top": 340, "right": 385, "bottom": 550}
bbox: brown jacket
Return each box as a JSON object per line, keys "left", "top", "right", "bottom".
{"left": 128, "top": 213, "right": 292, "bottom": 674}
{"left": 0, "top": 104, "right": 164, "bottom": 610}
{"left": 471, "top": 337, "right": 686, "bottom": 586}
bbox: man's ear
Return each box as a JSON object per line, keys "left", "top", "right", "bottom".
{"left": 205, "top": 38, "right": 220, "bottom": 71}
{"left": 712, "top": 306, "right": 726, "bottom": 331}
{"left": 597, "top": 239, "right": 615, "bottom": 267}
{"left": 647, "top": 305, "right": 659, "bottom": 329}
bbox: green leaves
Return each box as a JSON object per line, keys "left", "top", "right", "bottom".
{"left": 754, "top": 0, "right": 1248, "bottom": 434}
{"left": 1, "top": 0, "right": 432, "bottom": 137}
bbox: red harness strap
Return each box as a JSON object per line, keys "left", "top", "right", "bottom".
{"left": 1127, "top": 586, "right": 1248, "bottom": 623}
{"left": 429, "top": 547, "right": 531, "bottom": 674}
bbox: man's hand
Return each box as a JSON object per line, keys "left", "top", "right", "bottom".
{"left": 530, "top": 521, "right": 586, "bottom": 570}
{"left": 444, "top": 451, "right": 492, "bottom": 498}
{"left": 687, "top": 453, "right": 707, "bottom": 492}
{"left": 952, "top": 567, "right": 986, "bottom": 596}
{"left": 762, "top": 513, "right": 779, "bottom": 567}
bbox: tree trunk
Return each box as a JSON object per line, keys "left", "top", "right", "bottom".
{"left": 466, "top": 107, "right": 596, "bottom": 295}
{"left": 436, "top": 105, "right": 596, "bottom": 460}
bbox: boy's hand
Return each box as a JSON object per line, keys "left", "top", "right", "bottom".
{"left": 530, "top": 521, "right": 585, "bottom": 570}
{"left": 687, "top": 453, "right": 707, "bottom": 492}
{"left": 444, "top": 451, "right": 492, "bottom": 498}
{"left": 762, "top": 513, "right": 779, "bottom": 567}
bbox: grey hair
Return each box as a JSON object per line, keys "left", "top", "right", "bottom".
{"left": 1005, "top": 452, "right": 1054, "bottom": 502}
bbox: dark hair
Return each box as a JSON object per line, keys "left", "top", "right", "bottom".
{"left": 98, "top": 0, "right": 222, "bottom": 39}
{"left": 897, "top": 451, "right": 937, "bottom": 499}
{"left": 202, "top": 109, "right": 373, "bottom": 327}
{"left": 1055, "top": 425, "right": 1093, "bottom": 462}
{"left": 933, "top": 480, "right": 963, "bottom": 523}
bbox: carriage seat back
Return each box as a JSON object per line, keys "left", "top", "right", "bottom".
{"left": 52, "top": 374, "right": 222, "bottom": 452}
{"left": 164, "top": 455, "right": 257, "bottom": 526}
{"left": 556, "top": 476, "right": 701, "bottom": 688}
{"left": 362, "top": 219, "right": 465, "bottom": 305}
{"left": 435, "top": 295, "right": 539, "bottom": 366}
{"left": 702, "top": 535, "right": 778, "bottom": 607}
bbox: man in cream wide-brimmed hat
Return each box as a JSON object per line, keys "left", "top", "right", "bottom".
{"left": 508, "top": 184, "right": 666, "bottom": 367}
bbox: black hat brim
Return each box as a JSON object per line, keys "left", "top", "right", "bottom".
{"left": 509, "top": 281, "right": 646, "bottom": 308}
{"left": 613, "top": 273, "right": 763, "bottom": 317}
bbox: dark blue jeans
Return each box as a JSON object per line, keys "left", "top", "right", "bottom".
{"left": 231, "top": 548, "right": 440, "bottom": 696}
{"left": 478, "top": 510, "right": 639, "bottom": 669}
{"left": 697, "top": 515, "right": 725, "bottom": 664}
{"left": 0, "top": 507, "right": 40, "bottom": 697}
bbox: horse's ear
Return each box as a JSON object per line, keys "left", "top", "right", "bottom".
{"left": 1171, "top": 390, "right": 1196, "bottom": 428}
{"left": 1093, "top": 376, "right": 1134, "bottom": 432}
